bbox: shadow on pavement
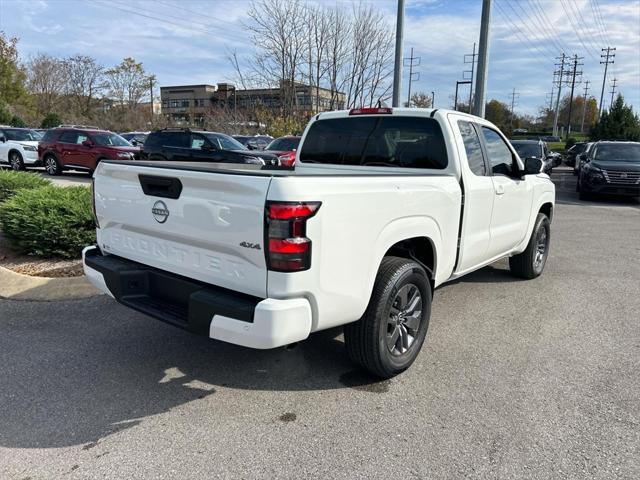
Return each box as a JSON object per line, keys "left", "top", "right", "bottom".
{"left": 0, "top": 297, "right": 384, "bottom": 449}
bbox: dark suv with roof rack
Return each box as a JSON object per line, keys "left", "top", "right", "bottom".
{"left": 142, "top": 129, "right": 279, "bottom": 165}
{"left": 38, "top": 126, "right": 139, "bottom": 175}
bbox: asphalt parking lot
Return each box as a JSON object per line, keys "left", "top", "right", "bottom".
{"left": 1, "top": 169, "right": 638, "bottom": 479}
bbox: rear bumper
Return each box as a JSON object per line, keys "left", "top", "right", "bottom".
{"left": 82, "top": 246, "right": 311, "bottom": 349}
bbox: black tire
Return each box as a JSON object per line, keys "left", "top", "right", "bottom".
{"left": 509, "top": 213, "right": 551, "bottom": 280}
{"left": 44, "top": 155, "right": 61, "bottom": 176}
{"left": 9, "top": 151, "right": 25, "bottom": 171}
{"left": 344, "top": 256, "right": 432, "bottom": 379}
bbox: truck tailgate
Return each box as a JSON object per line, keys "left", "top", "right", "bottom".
{"left": 94, "top": 162, "right": 272, "bottom": 298}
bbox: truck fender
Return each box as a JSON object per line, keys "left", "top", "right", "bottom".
{"left": 364, "top": 215, "right": 443, "bottom": 305}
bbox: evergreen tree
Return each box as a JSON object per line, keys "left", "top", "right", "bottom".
{"left": 591, "top": 94, "right": 640, "bottom": 141}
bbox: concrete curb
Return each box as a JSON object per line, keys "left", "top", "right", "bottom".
{"left": 0, "top": 266, "right": 101, "bottom": 301}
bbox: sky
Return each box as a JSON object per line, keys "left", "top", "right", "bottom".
{"left": 0, "top": 0, "right": 638, "bottom": 117}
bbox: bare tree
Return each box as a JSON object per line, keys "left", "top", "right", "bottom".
{"left": 65, "top": 55, "right": 104, "bottom": 116}
{"left": 25, "top": 53, "right": 67, "bottom": 115}
{"left": 104, "top": 57, "right": 153, "bottom": 109}
{"left": 406, "top": 91, "right": 433, "bottom": 108}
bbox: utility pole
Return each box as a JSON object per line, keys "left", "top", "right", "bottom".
{"left": 392, "top": 0, "right": 405, "bottom": 108}
{"left": 565, "top": 55, "right": 583, "bottom": 138}
{"left": 609, "top": 77, "right": 618, "bottom": 109}
{"left": 149, "top": 76, "right": 155, "bottom": 127}
{"left": 599, "top": 46, "right": 616, "bottom": 117}
{"left": 403, "top": 47, "right": 421, "bottom": 107}
{"left": 580, "top": 79, "right": 590, "bottom": 133}
{"left": 508, "top": 88, "right": 519, "bottom": 133}
{"left": 552, "top": 53, "right": 567, "bottom": 137}
{"left": 464, "top": 42, "right": 478, "bottom": 113}
{"left": 473, "top": 0, "right": 492, "bottom": 117}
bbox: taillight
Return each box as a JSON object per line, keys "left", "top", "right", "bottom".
{"left": 91, "top": 177, "right": 100, "bottom": 229}
{"left": 349, "top": 107, "right": 393, "bottom": 115}
{"left": 278, "top": 152, "right": 296, "bottom": 167}
{"left": 265, "top": 201, "right": 320, "bottom": 272}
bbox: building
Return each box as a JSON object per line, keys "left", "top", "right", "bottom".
{"left": 160, "top": 84, "right": 217, "bottom": 124}
{"left": 160, "top": 82, "right": 346, "bottom": 124}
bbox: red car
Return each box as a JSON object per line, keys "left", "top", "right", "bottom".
{"left": 38, "top": 127, "right": 139, "bottom": 175}
{"left": 262, "top": 136, "right": 301, "bottom": 167}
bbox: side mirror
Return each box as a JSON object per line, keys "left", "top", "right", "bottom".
{"left": 577, "top": 153, "right": 587, "bottom": 162}
{"left": 82, "top": 140, "right": 93, "bottom": 148}
{"left": 524, "top": 157, "right": 542, "bottom": 175}
{"left": 201, "top": 143, "right": 215, "bottom": 151}
{"left": 130, "top": 139, "right": 139, "bottom": 146}
{"left": 0, "top": 136, "right": 5, "bottom": 143}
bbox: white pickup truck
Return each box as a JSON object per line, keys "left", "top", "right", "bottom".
{"left": 83, "top": 108, "right": 555, "bottom": 378}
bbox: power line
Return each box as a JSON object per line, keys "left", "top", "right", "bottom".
{"left": 493, "top": 2, "right": 555, "bottom": 69}
{"left": 590, "top": 0, "right": 611, "bottom": 45}
{"left": 568, "top": 0, "right": 604, "bottom": 54}
{"left": 558, "top": 0, "right": 599, "bottom": 60}
{"left": 523, "top": 0, "right": 570, "bottom": 55}
{"left": 501, "top": 0, "right": 559, "bottom": 59}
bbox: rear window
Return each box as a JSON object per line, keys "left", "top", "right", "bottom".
{"left": 267, "top": 137, "right": 300, "bottom": 151}
{"left": 300, "top": 116, "right": 448, "bottom": 169}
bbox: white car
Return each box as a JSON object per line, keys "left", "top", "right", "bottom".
{"left": 83, "top": 107, "right": 555, "bottom": 378}
{"left": 0, "top": 127, "right": 41, "bottom": 170}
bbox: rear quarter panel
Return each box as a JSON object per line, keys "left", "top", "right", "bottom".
{"left": 266, "top": 174, "right": 461, "bottom": 332}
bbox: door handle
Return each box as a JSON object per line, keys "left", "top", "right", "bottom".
{"left": 495, "top": 184, "right": 505, "bottom": 195}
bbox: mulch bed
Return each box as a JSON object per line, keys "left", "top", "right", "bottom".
{"left": 0, "top": 230, "right": 83, "bottom": 278}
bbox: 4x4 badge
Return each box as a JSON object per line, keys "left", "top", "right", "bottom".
{"left": 239, "top": 241, "right": 261, "bottom": 250}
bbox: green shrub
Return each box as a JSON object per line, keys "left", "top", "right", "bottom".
{"left": 0, "top": 170, "right": 51, "bottom": 202}
{"left": 565, "top": 137, "right": 577, "bottom": 150}
{"left": 40, "top": 113, "right": 62, "bottom": 129}
{"left": 0, "top": 186, "right": 96, "bottom": 258}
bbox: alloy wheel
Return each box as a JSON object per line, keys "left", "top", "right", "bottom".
{"left": 45, "top": 157, "right": 57, "bottom": 175}
{"left": 534, "top": 228, "right": 548, "bottom": 270}
{"left": 386, "top": 283, "right": 423, "bottom": 356}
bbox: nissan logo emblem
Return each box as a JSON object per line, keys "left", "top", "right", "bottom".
{"left": 152, "top": 200, "right": 169, "bottom": 223}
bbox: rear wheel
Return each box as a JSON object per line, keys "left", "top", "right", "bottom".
{"left": 9, "top": 152, "right": 24, "bottom": 171}
{"left": 44, "top": 155, "right": 61, "bottom": 176}
{"left": 509, "top": 213, "right": 550, "bottom": 279}
{"left": 344, "top": 256, "right": 431, "bottom": 379}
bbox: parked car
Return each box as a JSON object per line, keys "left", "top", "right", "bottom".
{"left": 232, "top": 135, "right": 273, "bottom": 150}
{"left": 576, "top": 141, "right": 640, "bottom": 200}
{"left": 38, "top": 127, "right": 140, "bottom": 176}
{"left": 142, "top": 129, "right": 279, "bottom": 165}
{"left": 83, "top": 107, "right": 555, "bottom": 378}
{"left": 120, "top": 131, "right": 149, "bottom": 146}
{"left": 566, "top": 142, "right": 588, "bottom": 167}
{"left": 0, "top": 127, "right": 42, "bottom": 170}
{"left": 262, "top": 136, "right": 301, "bottom": 167}
{"left": 541, "top": 135, "right": 561, "bottom": 142}
{"left": 574, "top": 142, "right": 595, "bottom": 174}
{"left": 510, "top": 139, "right": 555, "bottom": 175}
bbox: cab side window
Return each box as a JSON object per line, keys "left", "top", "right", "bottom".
{"left": 481, "top": 127, "right": 514, "bottom": 177}
{"left": 458, "top": 121, "right": 486, "bottom": 176}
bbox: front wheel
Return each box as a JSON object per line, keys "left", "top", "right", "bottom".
{"left": 44, "top": 155, "right": 61, "bottom": 176}
{"left": 9, "top": 152, "right": 25, "bottom": 171}
{"left": 344, "top": 256, "right": 432, "bottom": 379}
{"left": 509, "top": 213, "right": 551, "bottom": 279}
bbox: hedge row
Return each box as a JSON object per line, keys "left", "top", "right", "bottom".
{"left": 0, "top": 171, "right": 96, "bottom": 259}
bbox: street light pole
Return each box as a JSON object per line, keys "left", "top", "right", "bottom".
{"left": 473, "top": 0, "right": 491, "bottom": 117}
{"left": 392, "top": 0, "right": 405, "bottom": 107}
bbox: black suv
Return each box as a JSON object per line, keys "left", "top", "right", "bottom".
{"left": 142, "top": 129, "right": 279, "bottom": 165}
{"left": 577, "top": 141, "right": 640, "bottom": 200}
